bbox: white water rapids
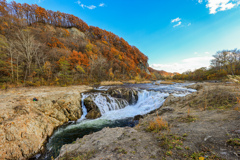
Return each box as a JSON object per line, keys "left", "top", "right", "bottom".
{"left": 54, "top": 83, "right": 196, "bottom": 134}
{"left": 40, "top": 83, "right": 196, "bottom": 159}
{"left": 81, "top": 90, "right": 168, "bottom": 121}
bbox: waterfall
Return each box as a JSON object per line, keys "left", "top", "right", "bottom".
{"left": 100, "top": 90, "right": 169, "bottom": 120}
{"left": 79, "top": 84, "right": 196, "bottom": 121}
{"left": 92, "top": 93, "right": 129, "bottom": 115}
{"left": 77, "top": 93, "right": 88, "bottom": 122}
{"left": 81, "top": 93, "right": 129, "bottom": 115}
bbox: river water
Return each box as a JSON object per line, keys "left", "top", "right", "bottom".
{"left": 33, "top": 82, "right": 196, "bottom": 160}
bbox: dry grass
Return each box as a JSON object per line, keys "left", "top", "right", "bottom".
{"left": 122, "top": 80, "right": 152, "bottom": 84}
{"left": 99, "top": 81, "right": 123, "bottom": 86}
{"left": 187, "top": 85, "right": 238, "bottom": 110}
{"left": 122, "top": 80, "right": 136, "bottom": 84}
{"left": 204, "top": 87, "right": 237, "bottom": 110}
{"left": 172, "top": 80, "right": 185, "bottom": 83}
{"left": 146, "top": 116, "right": 168, "bottom": 133}
{"left": 177, "top": 115, "right": 197, "bottom": 123}
{"left": 160, "top": 81, "right": 174, "bottom": 85}
{"left": 227, "top": 75, "right": 240, "bottom": 83}
{"left": 136, "top": 80, "right": 152, "bottom": 84}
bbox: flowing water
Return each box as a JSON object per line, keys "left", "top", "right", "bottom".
{"left": 33, "top": 82, "right": 196, "bottom": 160}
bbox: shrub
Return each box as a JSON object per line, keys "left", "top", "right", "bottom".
{"left": 226, "top": 138, "right": 240, "bottom": 146}
{"left": 147, "top": 116, "right": 168, "bottom": 133}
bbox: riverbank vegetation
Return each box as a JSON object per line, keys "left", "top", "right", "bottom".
{"left": 173, "top": 49, "right": 240, "bottom": 81}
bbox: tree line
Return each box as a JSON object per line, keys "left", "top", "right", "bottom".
{"left": 173, "top": 49, "right": 240, "bottom": 81}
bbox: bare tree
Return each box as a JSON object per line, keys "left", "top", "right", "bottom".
{"left": 5, "top": 40, "right": 16, "bottom": 82}
{"left": 14, "top": 29, "right": 41, "bottom": 82}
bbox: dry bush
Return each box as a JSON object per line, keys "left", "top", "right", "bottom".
{"left": 234, "top": 97, "right": 240, "bottom": 111}
{"left": 147, "top": 116, "right": 168, "bottom": 133}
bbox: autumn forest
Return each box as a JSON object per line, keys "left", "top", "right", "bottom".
{"left": 0, "top": 0, "right": 156, "bottom": 87}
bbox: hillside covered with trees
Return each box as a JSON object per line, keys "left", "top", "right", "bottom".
{"left": 173, "top": 49, "right": 240, "bottom": 81}
{"left": 0, "top": 0, "right": 155, "bottom": 87}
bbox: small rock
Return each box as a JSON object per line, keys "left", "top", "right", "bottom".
{"left": 133, "top": 115, "right": 144, "bottom": 120}
{"left": 161, "top": 107, "right": 174, "bottom": 112}
{"left": 204, "top": 136, "right": 212, "bottom": 141}
{"left": 234, "top": 130, "right": 240, "bottom": 134}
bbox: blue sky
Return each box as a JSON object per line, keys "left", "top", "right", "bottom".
{"left": 9, "top": 0, "right": 240, "bottom": 73}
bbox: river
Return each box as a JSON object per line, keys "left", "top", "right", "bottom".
{"left": 33, "top": 82, "right": 196, "bottom": 160}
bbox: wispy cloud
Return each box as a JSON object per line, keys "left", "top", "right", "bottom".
{"left": 171, "top": 17, "right": 182, "bottom": 28}
{"left": 76, "top": 0, "right": 97, "bottom": 10}
{"left": 171, "top": 17, "right": 181, "bottom": 23}
{"left": 86, "top": 5, "right": 96, "bottom": 9}
{"left": 150, "top": 56, "right": 214, "bottom": 73}
{"left": 173, "top": 21, "right": 182, "bottom": 28}
{"left": 198, "top": 0, "right": 240, "bottom": 14}
{"left": 99, "top": 3, "right": 105, "bottom": 7}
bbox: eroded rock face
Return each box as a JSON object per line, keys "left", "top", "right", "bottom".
{"left": 106, "top": 88, "right": 138, "bottom": 105}
{"left": 83, "top": 96, "right": 101, "bottom": 119}
{"left": 0, "top": 85, "right": 92, "bottom": 160}
{"left": 56, "top": 127, "right": 161, "bottom": 160}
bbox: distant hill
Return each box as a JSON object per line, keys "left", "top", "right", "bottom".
{"left": 148, "top": 67, "right": 178, "bottom": 78}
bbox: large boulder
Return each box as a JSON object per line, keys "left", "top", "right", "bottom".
{"left": 83, "top": 96, "right": 101, "bottom": 119}
{"left": 106, "top": 88, "right": 138, "bottom": 105}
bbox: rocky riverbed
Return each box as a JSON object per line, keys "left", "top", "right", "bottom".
{"left": 56, "top": 83, "right": 240, "bottom": 160}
